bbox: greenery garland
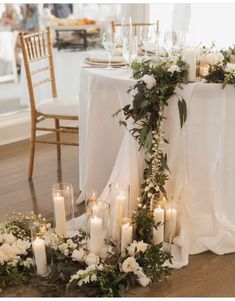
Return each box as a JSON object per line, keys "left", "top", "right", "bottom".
{"left": 115, "top": 57, "right": 189, "bottom": 242}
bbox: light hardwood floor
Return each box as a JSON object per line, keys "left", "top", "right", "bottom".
{"left": 1, "top": 137, "right": 235, "bottom": 297}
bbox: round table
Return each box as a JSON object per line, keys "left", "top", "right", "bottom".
{"left": 79, "top": 67, "right": 235, "bottom": 268}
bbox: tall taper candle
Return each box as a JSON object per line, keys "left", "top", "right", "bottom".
{"left": 53, "top": 193, "right": 67, "bottom": 237}
{"left": 32, "top": 237, "right": 48, "bottom": 276}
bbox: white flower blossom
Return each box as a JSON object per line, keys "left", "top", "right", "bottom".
{"left": 85, "top": 253, "right": 99, "bottom": 266}
{"left": 142, "top": 74, "right": 156, "bottom": 89}
{"left": 127, "top": 240, "right": 149, "bottom": 256}
{"left": 71, "top": 248, "right": 86, "bottom": 262}
{"left": 121, "top": 257, "right": 139, "bottom": 273}
{"left": 167, "top": 64, "right": 180, "bottom": 74}
{"left": 225, "top": 63, "right": 235, "bottom": 73}
{"left": 203, "top": 52, "right": 224, "bottom": 65}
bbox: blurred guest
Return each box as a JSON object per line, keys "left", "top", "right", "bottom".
{"left": 5, "top": 4, "right": 39, "bottom": 32}
{"left": 5, "top": 4, "right": 39, "bottom": 68}
{"left": 19, "top": 4, "right": 39, "bottom": 32}
{"left": 1, "top": 4, "right": 22, "bottom": 26}
{"left": 50, "top": 4, "right": 72, "bottom": 18}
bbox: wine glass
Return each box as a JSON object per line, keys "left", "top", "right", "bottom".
{"left": 103, "top": 32, "right": 117, "bottom": 70}
{"left": 123, "top": 36, "right": 138, "bottom": 70}
{"left": 121, "top": 16, "right": 132, "bottom": 39}
{"left": 140, "top": 26, "right": 153, "bottom": 59}
{"left": 175, "top": 30, "right": 186, "bottom": 50}
{"left": 164, "top": 31, "right": 177, "bottom": 57}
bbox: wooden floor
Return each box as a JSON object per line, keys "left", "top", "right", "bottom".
{"left": 1, "top": 137, "right": 235, "bottom": 297}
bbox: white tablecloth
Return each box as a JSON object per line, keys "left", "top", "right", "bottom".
{"left": 79, "top": 67, "right": 235, "bottom": 268}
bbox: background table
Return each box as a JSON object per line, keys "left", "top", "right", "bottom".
{"left": 79, "top": 68, "right": 235, "bottom": 268}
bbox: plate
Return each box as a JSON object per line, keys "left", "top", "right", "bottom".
{"left": 84, "top": 57, "right": 126, "bottom": 67}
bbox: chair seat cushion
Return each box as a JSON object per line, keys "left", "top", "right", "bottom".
{"left": 36, "top": 96, "right": 79, "bottom": 117}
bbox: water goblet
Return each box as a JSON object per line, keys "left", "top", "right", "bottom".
{"left": 123, "top": 36, "right": 138, "bottom": 70}
{"left": 103, "top": 32, "right": 117, "bottom": 70}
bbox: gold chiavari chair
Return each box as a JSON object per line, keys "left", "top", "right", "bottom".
{"left": 111, "top": 20, "right": 159, "bottom": 36}
{"left": 19, "top": 27, "right": 79, "bottom": 179}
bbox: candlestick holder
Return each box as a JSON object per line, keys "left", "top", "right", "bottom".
{"left": 31, "top": 225, "right": 48, "bottom": 277}
{"left": 86, "top": 199, "right": 110, "bottom": 257}
{"left": 52, "top": 183, "right": 74, "bottom": 238}
{"left": 109, "top": 182, "right": 131, "bottom": 242}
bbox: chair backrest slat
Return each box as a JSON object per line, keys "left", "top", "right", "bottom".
{"left": 19, "top": 27, "right": 58, "bottom": 116}
{"left": 112, "top": 21, "right": 160, "bottom": 35}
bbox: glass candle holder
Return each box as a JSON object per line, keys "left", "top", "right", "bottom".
{"left": 31, "top": 225, "right": 48, "bottom": 276}
{"left": 109, "top": 182, "right": 130, "bottom": 242}
{"left": 85, "top": 190, "right": 99, "bottom": 215}
{"left": 199, "top": 60, "right": 209, "bottom": 77}
{"left": 52, "top": 183, "right": 74, "bottom": 238}
{"left": 152, "top": 201, "right": 165, "bottom": 246}
{"left": 164, "top": 197, "right": 179, "bottom": 244}
{"left": 86, "top": 199, "right": 110, "bottom": 257}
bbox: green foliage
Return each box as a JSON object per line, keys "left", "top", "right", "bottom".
{"left": 205, "top": 64, "right": 225, "bottom": 83}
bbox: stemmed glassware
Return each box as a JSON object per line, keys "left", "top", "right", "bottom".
{"left": 122, "top": 36, "right": 138, "bottom": 70}
{"left": 121, "top": 16, "right": 132, "bottom": 40}
{"left": 164, "top": 31, "right": 176, "bottom": 57}
{"left": 140, "top": 26, "right": 153, "bottom": 59}
{"left": 103, "top": 31, "right": 117, "bottom": 70}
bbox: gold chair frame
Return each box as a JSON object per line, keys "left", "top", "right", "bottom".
{"left": 19, "top": 27, "right": 79, "bottom": 179}
{"left": 111, "top": 20, "right": 159, "bottom": 36}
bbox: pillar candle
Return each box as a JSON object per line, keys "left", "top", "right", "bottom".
{"left": 165, "top": 207, "right": 178, "bottom": 241}
{"left": 92, "top": 204, "right": 99, "bottom": 216}
{"left": 183, "top": 47, "right": 197, "bottom": 82}
{"left": 53, "top": 194, "right": 67, "bottom": 237}
{"left": 32, "top": 237, "right": 48, "bottom": 276}
{"left": 111, "top": 192, "right": 126, "bottom": 241}
{"left": 89, "top": 215, "right": 103, "bottom": 255}
{"left": 153, "top": 207, "right": 164, "bottom": 245}
{"left": 121, "top": 222, "right": 133, "bottom": 251}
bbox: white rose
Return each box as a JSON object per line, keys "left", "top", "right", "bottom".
{"left": 127, "top": 240, "right": 149, "bottom": 256}
{"left": 72, "top": 248, "right": 86, "bottom": 262}
{"left": 216, "top": 52, "right": 224, "bottom": 63}
{"left": 138, "top": 275, "right": 150, "bottom": 287}
{"left": 142, "top": 74, "right": 156, "bottom": 89}
{"left": 2, "top": 233, "right": 15, "bottom": 244}
{"left": 122, "top": 257, "right": 139, "bottom": 273}
{"left": 85, "top": 253, "right": 99, "bottom": 266}
{"left": 226, "top": 63, "right": 235, "bottom": 72}
{"left": 167, "top": 64, "right": 180, "bottom": 74}
{"left": 205, "top": 52, "right": 224, "bottom": 65}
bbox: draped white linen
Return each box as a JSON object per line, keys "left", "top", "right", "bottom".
{"left": 79, "top": 68, "right": 235, "bottom": 268}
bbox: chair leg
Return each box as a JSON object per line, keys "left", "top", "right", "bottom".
{"left": 28, "top": 119, "right": 36, "bottom": 179}
{"left": 55, "top": 118, "right": 61, "bottom": 160}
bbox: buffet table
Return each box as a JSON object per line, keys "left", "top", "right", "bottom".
{"left": 79, "top": 67, "right": 235, "bottom": 268}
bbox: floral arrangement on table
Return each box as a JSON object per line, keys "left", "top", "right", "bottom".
{"left": 198, "top": 44, "right": 235, "bottom": 87}
{"left": 0, "top": 212, "right": 172, "bottom": 297}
